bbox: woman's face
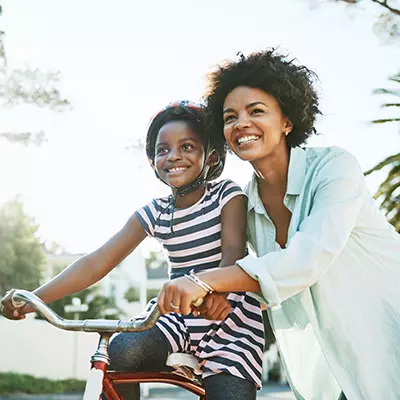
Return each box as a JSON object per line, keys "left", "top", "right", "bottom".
{"left": 223, "top": 86, "right": 292, "bottom": 164}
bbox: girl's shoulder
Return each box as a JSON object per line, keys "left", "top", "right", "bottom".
{"left": 206, "top": 179, "right": 246, "bottom": 209}
{"left": 208, "top": 178, "right": 244, "bottom": 195}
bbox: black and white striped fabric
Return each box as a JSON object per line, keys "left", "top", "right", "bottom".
{"left": 135, "top": 179, "right": 264, "bottom": 387}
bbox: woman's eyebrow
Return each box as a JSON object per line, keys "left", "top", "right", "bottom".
{"left": 223, "top": 101, "right": 267, "bottom": 114}
{"left": 246, "top": 101, "right": 267, "bottom": 109}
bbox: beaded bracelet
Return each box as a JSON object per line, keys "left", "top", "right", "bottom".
{"left": 184, "top": 270, "right": 214, "bottom": 294}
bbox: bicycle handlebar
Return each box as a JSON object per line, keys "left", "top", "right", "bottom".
{"left": 11, "top": 289, "right": 161, "bottom": 333}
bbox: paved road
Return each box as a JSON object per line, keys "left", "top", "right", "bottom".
{"left": 0, "top": 382, "right": 294, "bottom": 400}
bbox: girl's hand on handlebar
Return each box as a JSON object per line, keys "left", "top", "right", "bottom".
{"left": 197, "top": 293, "right": 231, "bottom": 321}
{"left": 157, "top": 277, "right": 207, "bottom": 316}
{"left": 0, "top": 289, "right": 33, "bottom": 320}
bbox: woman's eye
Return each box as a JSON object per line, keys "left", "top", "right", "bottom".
{"left": 224, "top": 115, "right": 236, "bottom": 124}
{"left": 251, "top": 108, "right": 264, "bottom": 115}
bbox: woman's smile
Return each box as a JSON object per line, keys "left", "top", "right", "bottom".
{"left": 236, "top": 134, "right": 261, "bottom": 148}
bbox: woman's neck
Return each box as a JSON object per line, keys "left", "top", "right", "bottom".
{"left": 172, "top": 183, "right": 207, "bottom": 209}
{"left": 252, "top": 147, "right": 290, "bottom": 198}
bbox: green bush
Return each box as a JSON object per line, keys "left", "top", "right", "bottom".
{"left": 147, "top": 288, "right": 160, "bottom": 302}
{"left": 0, "top": 373, "right": 85, "bottom": 395}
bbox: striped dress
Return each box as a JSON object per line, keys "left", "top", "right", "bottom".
{"left": 135, "top": 179, "right": 264, "bottom": 387}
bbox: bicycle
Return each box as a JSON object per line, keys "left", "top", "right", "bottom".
{"left": 8, "top": 289, "right": 206, "bottom": 400}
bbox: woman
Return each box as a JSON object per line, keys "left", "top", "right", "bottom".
{"left": 157, "top": 50, "right": 400, "bottom": 399}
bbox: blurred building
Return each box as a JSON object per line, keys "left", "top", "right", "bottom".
{"left": 44, "top": 245, "right": 169, "bottom": 317}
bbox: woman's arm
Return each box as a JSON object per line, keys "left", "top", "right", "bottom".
{"left": 1, "top": 214, "right": 147, "bottom": 319}
{"left": 234, "top": 149, "right": 368, "bottom": 306}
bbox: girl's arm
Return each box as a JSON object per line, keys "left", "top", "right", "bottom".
{"left": 196, "top": 194, "right": 248, "bottom": 319}
{"left": 219, "top": 194, "right": 247, "bottom": 267}
{"left": 1, "top": 214, "right": 147, "bottom": 319}
{"left": 159, "top": 189, "right": 260, "bottom": 317}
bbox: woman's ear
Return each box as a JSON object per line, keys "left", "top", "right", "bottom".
{"left": 284, "top": 118, "right": 293, "bottom": 135}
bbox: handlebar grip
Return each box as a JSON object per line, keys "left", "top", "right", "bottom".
{"left": 11, "top": 292, "right": 26, "bottom": 309}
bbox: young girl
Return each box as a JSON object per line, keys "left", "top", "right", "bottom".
{"left": 1, "top": 101, "right": 264, "bottom": 400}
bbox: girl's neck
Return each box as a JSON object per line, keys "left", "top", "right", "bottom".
{"left": 172, "top": 183, "right": 207, "bottom": 209}
{"left": 252, "top": 147, "right": 290, "bottom": 197}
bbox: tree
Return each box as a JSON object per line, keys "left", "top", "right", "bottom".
{"left": 124, "top": 286, "right": 140, "bottom": 303}
{"left": 0, "top": 6, "right": 70, "bottom": 146}
{"left": 35, "top": 285, "right": 122, "bottom": 320}
{"left": 311, "top": 0, "right": 400, "bottom": 42}
{"left": 364, "top": 72, "right": 400, "bottom": 231}
{"left": 0, "top": 198, "right": 46, "bottom": 295}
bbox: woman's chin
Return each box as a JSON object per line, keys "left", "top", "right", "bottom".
{"left": 233, "top": 147, "right": 260, "bottom": 162}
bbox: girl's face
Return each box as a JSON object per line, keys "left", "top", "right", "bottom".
{"left": 222, "top": 86, "right": 292, "bottom": 165}
{"left": 154, "top": 120, "right": 205, "bottom": 189}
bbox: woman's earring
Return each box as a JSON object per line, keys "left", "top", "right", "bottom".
{"left": 285, "top": 130, "right": 291, "bottom": 136}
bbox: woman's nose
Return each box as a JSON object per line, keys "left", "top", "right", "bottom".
{"left": 234, "top": 114, "right": 251, "bottom": 130}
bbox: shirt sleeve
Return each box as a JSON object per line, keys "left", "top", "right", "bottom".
{"left": 236, "top": 150, "right": 367, "bottom": 306}
{"left": 219, "top": 179, "right": 247, "bottom": 209}
{"left": 135, "top": 200, "right": 158, "bottom": 237}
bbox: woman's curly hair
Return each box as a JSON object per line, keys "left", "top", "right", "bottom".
{"left": 204, "top": 49, "right": 321, "bottom": 148}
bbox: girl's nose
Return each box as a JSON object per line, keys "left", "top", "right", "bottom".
{"left": 167, "top": 148, "right": 183, "bottom": 161}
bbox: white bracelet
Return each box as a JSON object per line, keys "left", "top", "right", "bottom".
{"left": 184, "top": 270, "right": 214, "bottom": 294}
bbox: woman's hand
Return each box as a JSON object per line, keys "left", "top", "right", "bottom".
{"left": 197, "top": 293, "right": 231, "bottom": 320}
{"left": 157, "top": 276, "right": 207, "bottom": 316}
{"left": 0, "top": 289, "right": 34, "bottom": 320}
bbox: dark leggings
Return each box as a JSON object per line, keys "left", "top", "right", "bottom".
{"left": 106, "top": 325, "right": 257, "bottom": 400}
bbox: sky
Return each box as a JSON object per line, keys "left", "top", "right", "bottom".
{"left": 0, "top": 0, "right": 399, "bottom": 254}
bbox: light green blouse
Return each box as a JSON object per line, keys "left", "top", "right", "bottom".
{"left": 237, "top": 146, "right": 400, "bottom": 400}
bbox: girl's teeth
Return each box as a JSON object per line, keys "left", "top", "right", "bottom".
{"left": 169, "top": 167, "right": 185, "bottom": 172}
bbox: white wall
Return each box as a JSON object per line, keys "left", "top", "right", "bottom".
{"left": 0, "top": 315, "right": 100, "bottom": 380}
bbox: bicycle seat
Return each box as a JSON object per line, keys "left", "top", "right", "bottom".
{"left": 166, "top": 353, "right": 202, "bottom": 383}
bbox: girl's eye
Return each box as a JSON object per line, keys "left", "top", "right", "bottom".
{"left": 156, "top": 147, "right": 168, "bottom": 156}
{"left": 182, "top": 143, "right": 194, "bottom": 151}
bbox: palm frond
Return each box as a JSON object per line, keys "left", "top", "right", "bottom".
{"left": 371, "top": 118, "right": 400, "bottom": 124}
{"left": 380, "top": 103, "right": 400, "bottom": 108}
{"left": 373, "top": 88, "right": 400, "bottom": 96}
{"left": 389, "top": 75, "right": 400, "bottom": 84}
{"left": 364, "top": 153, "right": 400, "bottom": 175}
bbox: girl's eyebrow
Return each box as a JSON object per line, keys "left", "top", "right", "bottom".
{"left": 223, "top": 101, "right": 267, "bottom": 114}
{"left": 156, "top": 137, "right": 200, "bottom": 146}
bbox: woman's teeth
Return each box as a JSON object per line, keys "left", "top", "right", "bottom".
{"left": 237, "top": 135, "right": 259, "bottom": 145}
